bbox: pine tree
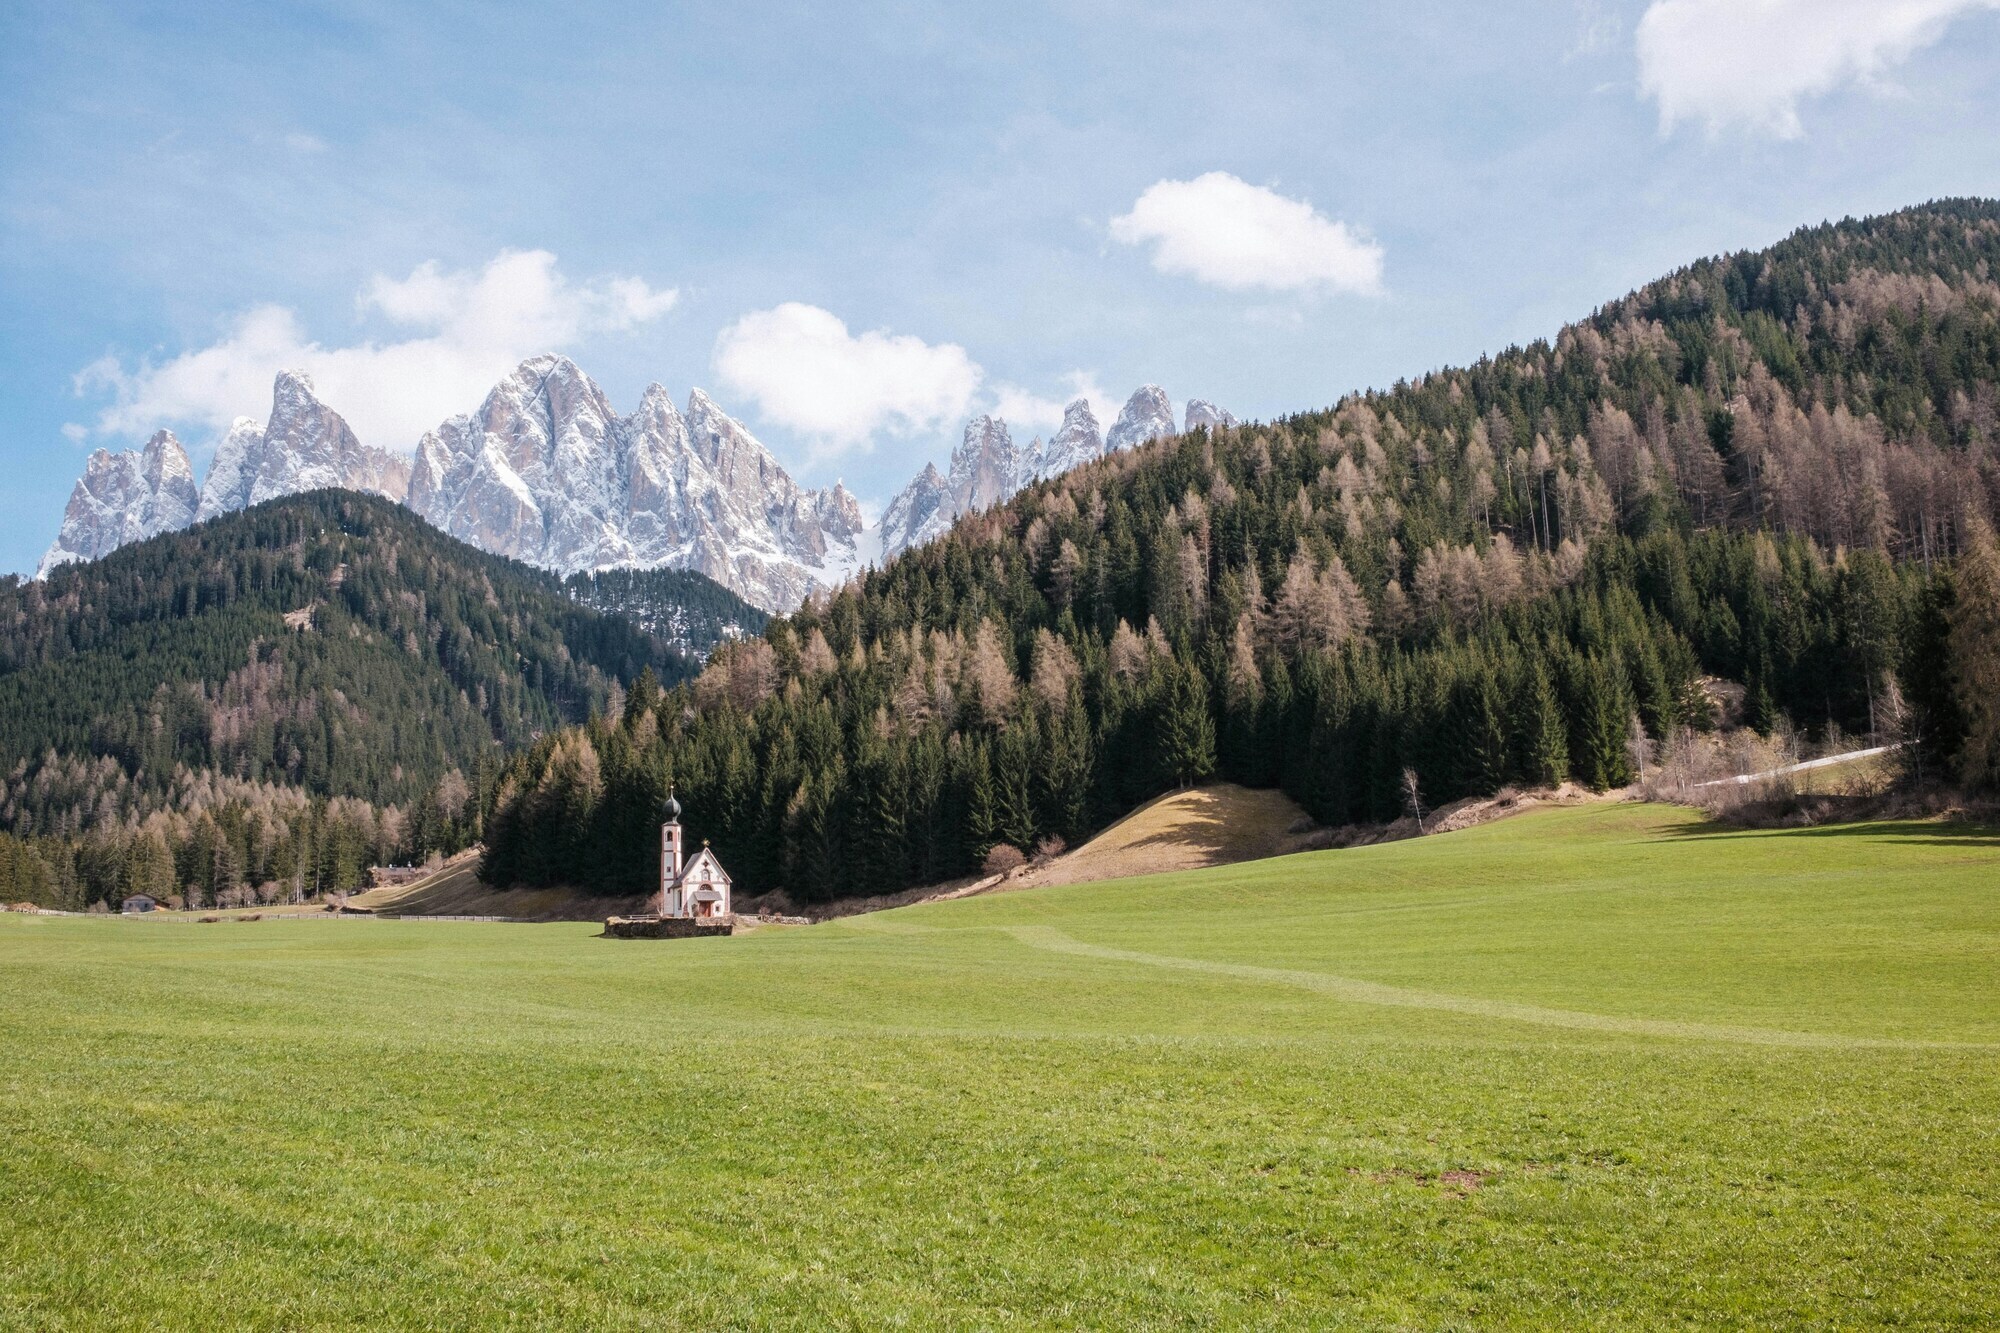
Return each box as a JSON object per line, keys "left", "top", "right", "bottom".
{"left": 1156, "top": 661, "right": 1217, "bottom": 788}
{"left": 1463, "top": 670, "right": 1510, "bottom": 796}
{"left": 1745, "top": 673, "right": 1779, "bottom": 739}
{"left": 964, "top": 740, "right": 999, "bottom": 863}
{"left": 995, "top": 715, "right": 1039, "bottom": 855}
{"left": 1900, "top": 569, "right": 1963, "bottom": 783}
{"left": 1520, "top": 662, "right": 1570, "bottom": 789}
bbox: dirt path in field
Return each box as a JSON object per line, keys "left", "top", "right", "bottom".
{"left": 856, "top": 920, "right": 1989, "bottom": 1050}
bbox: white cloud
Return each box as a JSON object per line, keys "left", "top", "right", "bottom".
{"left": 712, "top": 303, "right": 983, "bottom": 454}
{"left": 1109, "top": 172, "right": 1383, "bottom": 296}
{"left": 1636, "top": 0, "right": 2000, "bottom": 137}
{"left": 78, "top": 250, "right": 677, "bottom": 450}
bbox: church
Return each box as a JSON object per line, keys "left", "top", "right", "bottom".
{"left": 656, "top": 792, "right": 733, "bottom": 920}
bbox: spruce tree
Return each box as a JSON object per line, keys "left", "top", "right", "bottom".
{"left": 1465, "top": 670, "right": 1510, "bottom": 796}
{"left": 1521, "top": 663, "right": 1569, "bottom": 789}
{"left": 964, "top": 741, "right": 999, "bottom": 863}
{"left": 1157, "top": 661, "right": 1218, "bottom": 788}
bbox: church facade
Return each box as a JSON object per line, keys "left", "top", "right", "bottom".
{"left": 657, "top": 794, "right": 733, "bottom": 919}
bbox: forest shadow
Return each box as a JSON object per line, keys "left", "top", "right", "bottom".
{"left": 1124, "top": 801, "right": 1237, "bottom": 856}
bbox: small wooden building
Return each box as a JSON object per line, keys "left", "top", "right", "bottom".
{"left": 120, "top": 894, "right": 159, "bottom": 914}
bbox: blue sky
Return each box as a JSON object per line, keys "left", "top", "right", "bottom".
{"left": 5, "top": 0, "right": 2000, "bottom": 575}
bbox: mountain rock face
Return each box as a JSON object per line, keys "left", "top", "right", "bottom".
{"left": 880, "top": 416, "right": 1024, "bottom": 559}
{"left": 878, "top": 389, "right": 1229, "bottom": 560}
{"left": 196, "top": 372, "right": 409, "bottom": 521}
{"left": 37, "top": 356, "right": 1223, "bottom": 608}
{"left": 1031, "top": 399, "right": 1106, "bottom": 480}
{"left": 884, "top": 386, "right": 1224, "bottom": 556}
{"left": 1184, "top": 400, "right": 1239, "bottom": 433}
{"left": 1107, "top": 386, "right": 1178, "bottom": 452}
{"left": 37, "top": 431, "right": 201, "bottom": 578}
{"left": 406, "top": 356, "right": 865, "bottom": 611}
{"left": 878, "top": 462, "right": 952, "bottom": 559}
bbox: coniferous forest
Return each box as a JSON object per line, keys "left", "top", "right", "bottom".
{"left": 7, "top": 201, "right": 2000, "bottom": 911}
{"left": 481, "top": 200, "right": 2000, "bottom": 903}
{"left": 0, "top": 491, "right": 757, "bottom": 907}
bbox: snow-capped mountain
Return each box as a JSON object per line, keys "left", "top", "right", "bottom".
{"left": 37, "top": 431, "right": 201, "bottom": 578}
{"left": 406, "top": 356, "right": 865, "bottom": 611}
{"left": 1106, "top": 385, "right": 1178, "bottom": 453}
{"left": 1030, "top": 398, "right": 1105, "bottom": 481}
{"left": 1184, "top": 400, "right": 1239, "bottom": 433}
{"left": 879, "top": 415, "right": 1023, "bottom": 558}
{"left": 877, "top": 387, "right": 1231, "bottom": 561}
{"left": 878, "top": 462, "right": 952, "bottom": 559}
{"left": 196, "top": 371, "right": 409, "bottom": 521}
{"left": 36, "top": 356, "right": 1227, "bottom": 610}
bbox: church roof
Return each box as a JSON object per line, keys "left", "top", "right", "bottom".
{"left": 671, "top": 845, "right": 731, "bottom": 886}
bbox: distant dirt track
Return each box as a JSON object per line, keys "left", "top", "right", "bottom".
{"left": 999, "top": 925, "right": 1996, "bottom": 1051}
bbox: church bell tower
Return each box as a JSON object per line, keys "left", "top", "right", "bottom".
{"left": 659, "top": 789, "right": 684, "bottom": 917}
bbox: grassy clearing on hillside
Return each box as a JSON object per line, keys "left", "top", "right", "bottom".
{"left": 1015, "top": 782, "right": 1318, "bottom": 888}
{"left": 3, "top": 804, "right": 1997, "bottom": 1329}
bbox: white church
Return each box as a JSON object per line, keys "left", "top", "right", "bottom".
{"left": 656, "top": 791, "right": 733, "bottom": 919}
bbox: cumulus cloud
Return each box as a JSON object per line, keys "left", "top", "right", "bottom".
{"left": 712, "top": 303, "right": 983, "bottom": 454}
{"left": 1636, "top": 0, "right": 2000, "bottom": 137}
{"left": 1109, "top": 172, "right": 1383, "bottom": 296}
{"left": 75, "top": 250, "right": 677, "bottom": 450}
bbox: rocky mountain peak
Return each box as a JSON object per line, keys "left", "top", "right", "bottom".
{"left": 36, "top": 355, "right": 1219, "bottom": 611}
{"left": 1107, "top": 385, "right": 1177, "bottom": 452}
{"left": 877, "top": 387, "right": 1227, "bottom": 562}
{"left": 949, "top": 415, "right": 1020, "bottom": 513}
{"left": 1035, "top": 397, "right": 1106, "bottom": 479}
{"left": 404, "top": 365, "right": 863, "bottom": 611}
{"left": 38, "top": 430, "right": 201, "bottom": 578}
{"left": 199, "top": 370, "right": 409, "bottom": 521}
{"left": 1184, "top": 399, "right": 1240, "bottom": 433}
{"left": 878, "top": 460, "right": 955, "bottom": 560}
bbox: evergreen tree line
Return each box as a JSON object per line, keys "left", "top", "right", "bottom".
{"left": 482, "top": 521, "right": 1991, "bottom": 904}
{"left": 481, "top": 197, "right": 2000, "bottom": 905}
{"left": 0, "top": 773, "right": 479, "bottom": 911}
{"left": 562, "top": 567, "right": 769, "bottom": 653}
{"left": 0, "top": 490, "right": 739, "bottom": 908}
{"left": 0, "top": 491, "right": 703, "bottom": 837}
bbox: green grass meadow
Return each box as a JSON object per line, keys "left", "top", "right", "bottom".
{"left": 3, "top": 804, "right": 1998, "bottom": 1328}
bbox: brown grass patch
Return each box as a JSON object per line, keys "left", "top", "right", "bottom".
{"left": 1014, "top": 783, "right": 1322, "bottom": 889}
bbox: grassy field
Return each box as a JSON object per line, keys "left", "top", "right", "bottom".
{"left": 3, "top": 803, "right": 1997, "bottom": 1329}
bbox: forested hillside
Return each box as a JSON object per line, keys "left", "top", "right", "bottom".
{"left": 484, "top": 200, "right": 2000, "bottom": 903}
{"left": 0, "top": 491, "right": 723, "bottom": 907}
{"left": 562, "top": 567, "right": 769, "bottom": 652}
